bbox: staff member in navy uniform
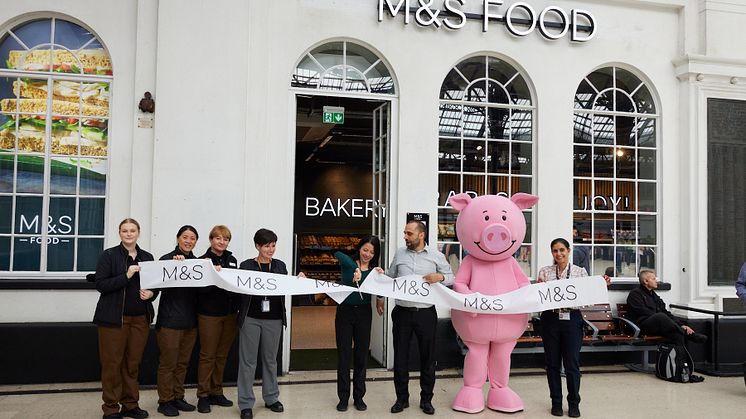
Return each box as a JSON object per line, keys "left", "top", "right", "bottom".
{"left": 156, "top": 225, "right": 200, "bottom": 417}
{"left": 195, "top": 225, "right": 239, "bottom": 413}
{"left": 93, "top": 218, "right": 155, "bottom": 419}
{"left": 376, "top": 220, "right": 454, "bottom": 415}
{"left": 537, "top": 238, "right": 610, "bottom": 418}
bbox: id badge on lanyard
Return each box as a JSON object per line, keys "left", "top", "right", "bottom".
{"left": 262, "top": 298, "right": 270, "bottom": 313}
{"left": 557, "top": 264, "right": 572, "bottom": 320}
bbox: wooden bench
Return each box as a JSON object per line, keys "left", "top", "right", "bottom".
{"left": 616, "top": 304, "right": 666, "bottom": 343}
{"left": 507, "top": 306, "right": 665, "bottom": 370}
{"left": 581, "top": 304, "right": 638, "bottom": 344}
{"left": 614, "top": 303, "right": 665, "bottom": 372}
{"left": 512, "top": 317, "right": 543, "bottom": 354}
{"left": 518, "top": 318, "right": 543, "bottom": 344}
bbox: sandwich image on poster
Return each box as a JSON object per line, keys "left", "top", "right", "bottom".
{"left": 0, "top": 48, "right": 110, "bottom": 156}
{"left": 6, "top": 48, "right": 112, "bottom": 75}
{"left": 0, "top": 98, "right": 108, "bottom": 156}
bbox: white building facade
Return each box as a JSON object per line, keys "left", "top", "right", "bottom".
{"left": 0, "top": 0, "right": 744, "bottom": 378}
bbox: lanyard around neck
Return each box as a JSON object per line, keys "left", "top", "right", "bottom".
{"left": 257, "top": 260, "right": 271, "bottom": 300}
{"left": 556, "top": 264, "right": 571, "bottom": 279}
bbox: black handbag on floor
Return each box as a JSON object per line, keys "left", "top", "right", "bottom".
{"left": 655, "top": 343, "right": 694, "bottom": 383}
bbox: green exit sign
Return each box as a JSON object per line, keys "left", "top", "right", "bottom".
{"left": 323, "top": 106, "right": 344, "bottom": 124}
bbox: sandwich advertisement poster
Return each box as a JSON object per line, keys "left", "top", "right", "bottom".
{"left": 0, "top": 18, "right": 111, "bottom": 271}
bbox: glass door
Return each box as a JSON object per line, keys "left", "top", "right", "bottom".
{"left": 370, "top": 102, "right": 390, "bottom": 366}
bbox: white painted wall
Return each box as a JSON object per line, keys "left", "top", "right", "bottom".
{"left": 1, "top": 0, "right": 745, "bottom": 324}
{"left": 150, "top": 0, "right": 250, "bottom": 258}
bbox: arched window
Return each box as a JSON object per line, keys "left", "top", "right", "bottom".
{"left": 573, "top": 66, "right": 657, "bottom": 279}
{"left": 291, "top": 40, "right": 395, "bottom": 95}
{"left": 0, "top": 17, "right": 112, "bottom": 274}
{"left": 437, "top": 55, "right": 535, "bottom": 276}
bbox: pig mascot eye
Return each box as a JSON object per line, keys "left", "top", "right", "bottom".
{"left": 484, "top": 215, "right": 490, "bottom": 221}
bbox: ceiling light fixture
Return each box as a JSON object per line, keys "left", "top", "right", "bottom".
{"left": 319, "top": 135, "right": 333, "bottom": 148}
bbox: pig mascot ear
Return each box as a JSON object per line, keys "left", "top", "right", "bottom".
{"left": 448, "top": 193, "right": 472, "bottom": 212}
{"left": 511, "top": 193, "right": 539, "bottom": 210}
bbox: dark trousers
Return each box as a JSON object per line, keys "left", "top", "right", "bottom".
{"left": 97, "top": 315, "right": 150, "bottom": 416}
{"left": 392, "top": 305, "right": 437, "bottom": 403}
{"left": 197, "top": 313, "right": 238, "bottom": 398}
{"left": 540, "top": 310, "right": 583, "bottom": 406}
{"left": 335, "top": 304, "right": 372, "bottom": 403}
{"left": 639, "top": 313, "right": 686, "bottom": 345}
{"left": 156, "top": 326, "right": 198, "bottom": 403}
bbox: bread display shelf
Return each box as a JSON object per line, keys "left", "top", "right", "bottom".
{"left": 297, "top": 233, "right": 365, "bottom": 278}
{"left": 300, "top": 234, "right": 361, "bottom": 250}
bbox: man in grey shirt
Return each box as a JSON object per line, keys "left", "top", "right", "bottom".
{"left": 376, "top": 220, "right": 454, "bottom": 415}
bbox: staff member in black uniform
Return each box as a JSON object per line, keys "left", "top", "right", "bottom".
{"left": 94, "top": 218, "right": 155, "bottom": 419}
{"left": 156, "top": 225, "right": 200, "bottom": 417}
{"left": 196, "top": 225, "right": 239, "bottom": 413}
{"left": 537, "top": 238, "right": 610, "bottom": 418}
{"left": 334, "top": 235, "right": 381, "bottom": 412}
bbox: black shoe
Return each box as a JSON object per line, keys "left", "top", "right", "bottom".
{"left": 568, "top": 404, "right": 581, "bottom": 418}
{"left": 354, "top": 400, "right": 367, "bottom": 411}
{"left": 103, "top": 414, "right": 123, "bottom": 419}
{"left": 390, "top": 400, "right": 409, "bottom": 413}
{"left": 689, "top": 374, "right": 705, "bottom": 383}
{"left": 121, "top": 407, "right": 149, "bottom": 418}
{"left": 690, "top": 333, "right": 708, "bottom": 343}
{"left": 240, "top": 409, "right": 253, "bottom": 419}
{"left": 172, "top": 399, "right": 195, "bottom": 412}
{"left": 336, "top": 401, "right": 348, "bottom": 412}
{"left": 265, "top": 401, "right": 284, "bottom": 412}
{"left": 420, "top": 401, "right": 435, "bottom": 415}
{"left": 551, "top": 403, "right": 564, "bottom": 416}
{"left": 157, "top": 402, "right": 179, "bottom": 417}
{"left": 210, "top": 394, "right": 233, "bottom": 407}
{"left": 197, "top": 397, "right": 211, "bottom": 414}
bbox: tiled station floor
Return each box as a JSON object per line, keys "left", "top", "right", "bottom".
{"left": 1, "top": 367, "right": 743, "bottom": 419}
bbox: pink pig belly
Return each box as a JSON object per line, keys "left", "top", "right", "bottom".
{"left": 451, "top": 310, "right": 529, "bottom": 344}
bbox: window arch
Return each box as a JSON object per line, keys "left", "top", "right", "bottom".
{"left": 572, "top": 66, "right": 658, "bottom": 279}
{"left": 437, "top": 55, "right": 535, "bottom": 276}
{"left": 0, "top": 17, "right": 112, "bottom": 274}
{"left": 291, "top": 40, "right": 395, "bottom": 95}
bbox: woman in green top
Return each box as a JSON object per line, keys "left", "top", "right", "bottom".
{"left": 334, "top": 235, "right": 381, "bottom": 412}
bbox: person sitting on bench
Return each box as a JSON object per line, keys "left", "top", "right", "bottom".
{"left": 626, "top": 269, "right": 707, "bottom": 346}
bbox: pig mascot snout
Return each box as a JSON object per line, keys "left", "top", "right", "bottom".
{"left": 449, "top": 192, "right": 539, "bottom": 413}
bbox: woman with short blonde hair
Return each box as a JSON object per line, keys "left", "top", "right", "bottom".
{"left": 195, "top": 225, "right": 240, "bottom": 413}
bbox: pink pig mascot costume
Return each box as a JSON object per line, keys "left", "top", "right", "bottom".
{"left": 449, "top": 192, "right": 539, "bottom": 414}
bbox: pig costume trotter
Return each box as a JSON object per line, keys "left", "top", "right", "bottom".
{"left": 449, "top": 192, "right": 539, "bottom": 414}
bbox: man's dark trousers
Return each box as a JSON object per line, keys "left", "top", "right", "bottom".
{"left": 639, "top": 313, "right": 686, "bottom": 345}
{"left": 392, "top": 305, "right": 437, "bottom": 404}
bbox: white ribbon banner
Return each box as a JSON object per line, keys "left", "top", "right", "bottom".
{"left": 138, "top": 259, "right": 608, "bottom": 313}
{"left": 139, "top": 259, "right": 356, "bottom": 304}
{"left": 358, "top": 269, "right": 609, "bottom": 314}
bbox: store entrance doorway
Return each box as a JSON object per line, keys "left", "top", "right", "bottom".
{"left": 291, "top": 95, "right": 390, "bottom": 371}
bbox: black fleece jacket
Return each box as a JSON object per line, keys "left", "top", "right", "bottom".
{"left": 626, "top": 285, "right": 683, "bottom": 326}
{"left": 198, "top": 248, "right": 239, "bottom": 316}
{"left": 155, "top": 247, "right": 198, "bottom": 330}
{"left": 93, "top": 243, "right": 155, "bottom": 327}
